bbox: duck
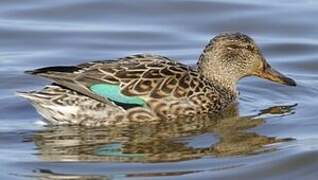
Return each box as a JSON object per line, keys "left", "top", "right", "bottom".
{"left": 17, "top": 32, "right": 296, "bottom": 126}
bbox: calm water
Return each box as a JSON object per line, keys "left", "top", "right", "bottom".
{"left": 1, "top": 0, "right": 318, "bottom": 179}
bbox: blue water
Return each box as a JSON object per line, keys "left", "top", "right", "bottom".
{"left": 1, "top": 0, "right": 318, "bottom": 179}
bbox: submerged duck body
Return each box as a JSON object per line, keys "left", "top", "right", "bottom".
{"left": 18, "top": 33, "right": 296, "bottom": 126}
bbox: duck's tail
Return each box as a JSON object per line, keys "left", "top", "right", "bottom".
{"left": 16, "top": 86, "right": 82, "bottom": 125}
{"left": 16, "top": 85, "right": 125, "bottom": 126}
{"left": 16, "top": 91, "right": 51, "bottom": 102}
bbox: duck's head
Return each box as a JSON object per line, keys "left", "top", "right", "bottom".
{"left": 198, "top": 32, "right": 296, "bottom": 89}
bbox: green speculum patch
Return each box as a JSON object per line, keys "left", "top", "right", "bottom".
{"left": 89, "top": 84, "right": 145, "bottom": 109}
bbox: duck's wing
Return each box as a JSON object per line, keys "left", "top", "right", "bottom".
{"left": 26, "top": 54, "right": 201, "bottom": 106}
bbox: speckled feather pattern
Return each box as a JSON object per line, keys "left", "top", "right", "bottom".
{"left": 20, "top": 54, "right": 236, "bottom": 126}
{"left": 19, "top": 32, "right": 288, "bottom": 127}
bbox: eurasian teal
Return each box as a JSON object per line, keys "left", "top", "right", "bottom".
{"left": 17, "top": 33, "right": 296, "bottom": 126}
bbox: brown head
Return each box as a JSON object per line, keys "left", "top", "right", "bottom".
{"left": 198, "top": 32, "right": 296, "bottom": 90}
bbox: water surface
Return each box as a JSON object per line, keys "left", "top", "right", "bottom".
{"left": 1, "top": 0, "right": 318, "bottom": 179}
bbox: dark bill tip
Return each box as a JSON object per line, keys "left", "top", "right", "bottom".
{"left": 283, "top": 76, "right": 297, "bottom": 86}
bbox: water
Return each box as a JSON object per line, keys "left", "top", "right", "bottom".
{"left": 1, "top": 0, "right": 318, "bottom": 179}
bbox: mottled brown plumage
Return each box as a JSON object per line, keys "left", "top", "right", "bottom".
{"left": 17, "top": 32, "right": 296, "bottom": 126}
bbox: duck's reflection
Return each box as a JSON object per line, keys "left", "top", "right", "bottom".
{"left": 32, "top": 104, "right": 296, "bottom": 162}
{"left": 32, "top": 169, "right": 109, "bottom": 180}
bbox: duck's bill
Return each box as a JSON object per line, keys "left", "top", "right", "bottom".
{"left": 259, "top": 65, "right": 296, "bottom": 86}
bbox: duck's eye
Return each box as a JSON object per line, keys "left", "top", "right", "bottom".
{"left": 262, "top": 62, "right": 270, "bottom": 71}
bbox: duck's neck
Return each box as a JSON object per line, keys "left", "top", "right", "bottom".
{"left": 197, "top": 53, "right": 239, "bottom": 97}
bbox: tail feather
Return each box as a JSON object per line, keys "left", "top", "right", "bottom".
{"left": 16, "top": 88, "right": 79, "bottom": 125}
{"left": 16, "top": 91, "right": 51, "bottom": 102}
{"left": 16, "top": 91, "right": 43, "bottom": 101}
{"left": 16, "top": 86, "right": 124, "bottom": 125}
